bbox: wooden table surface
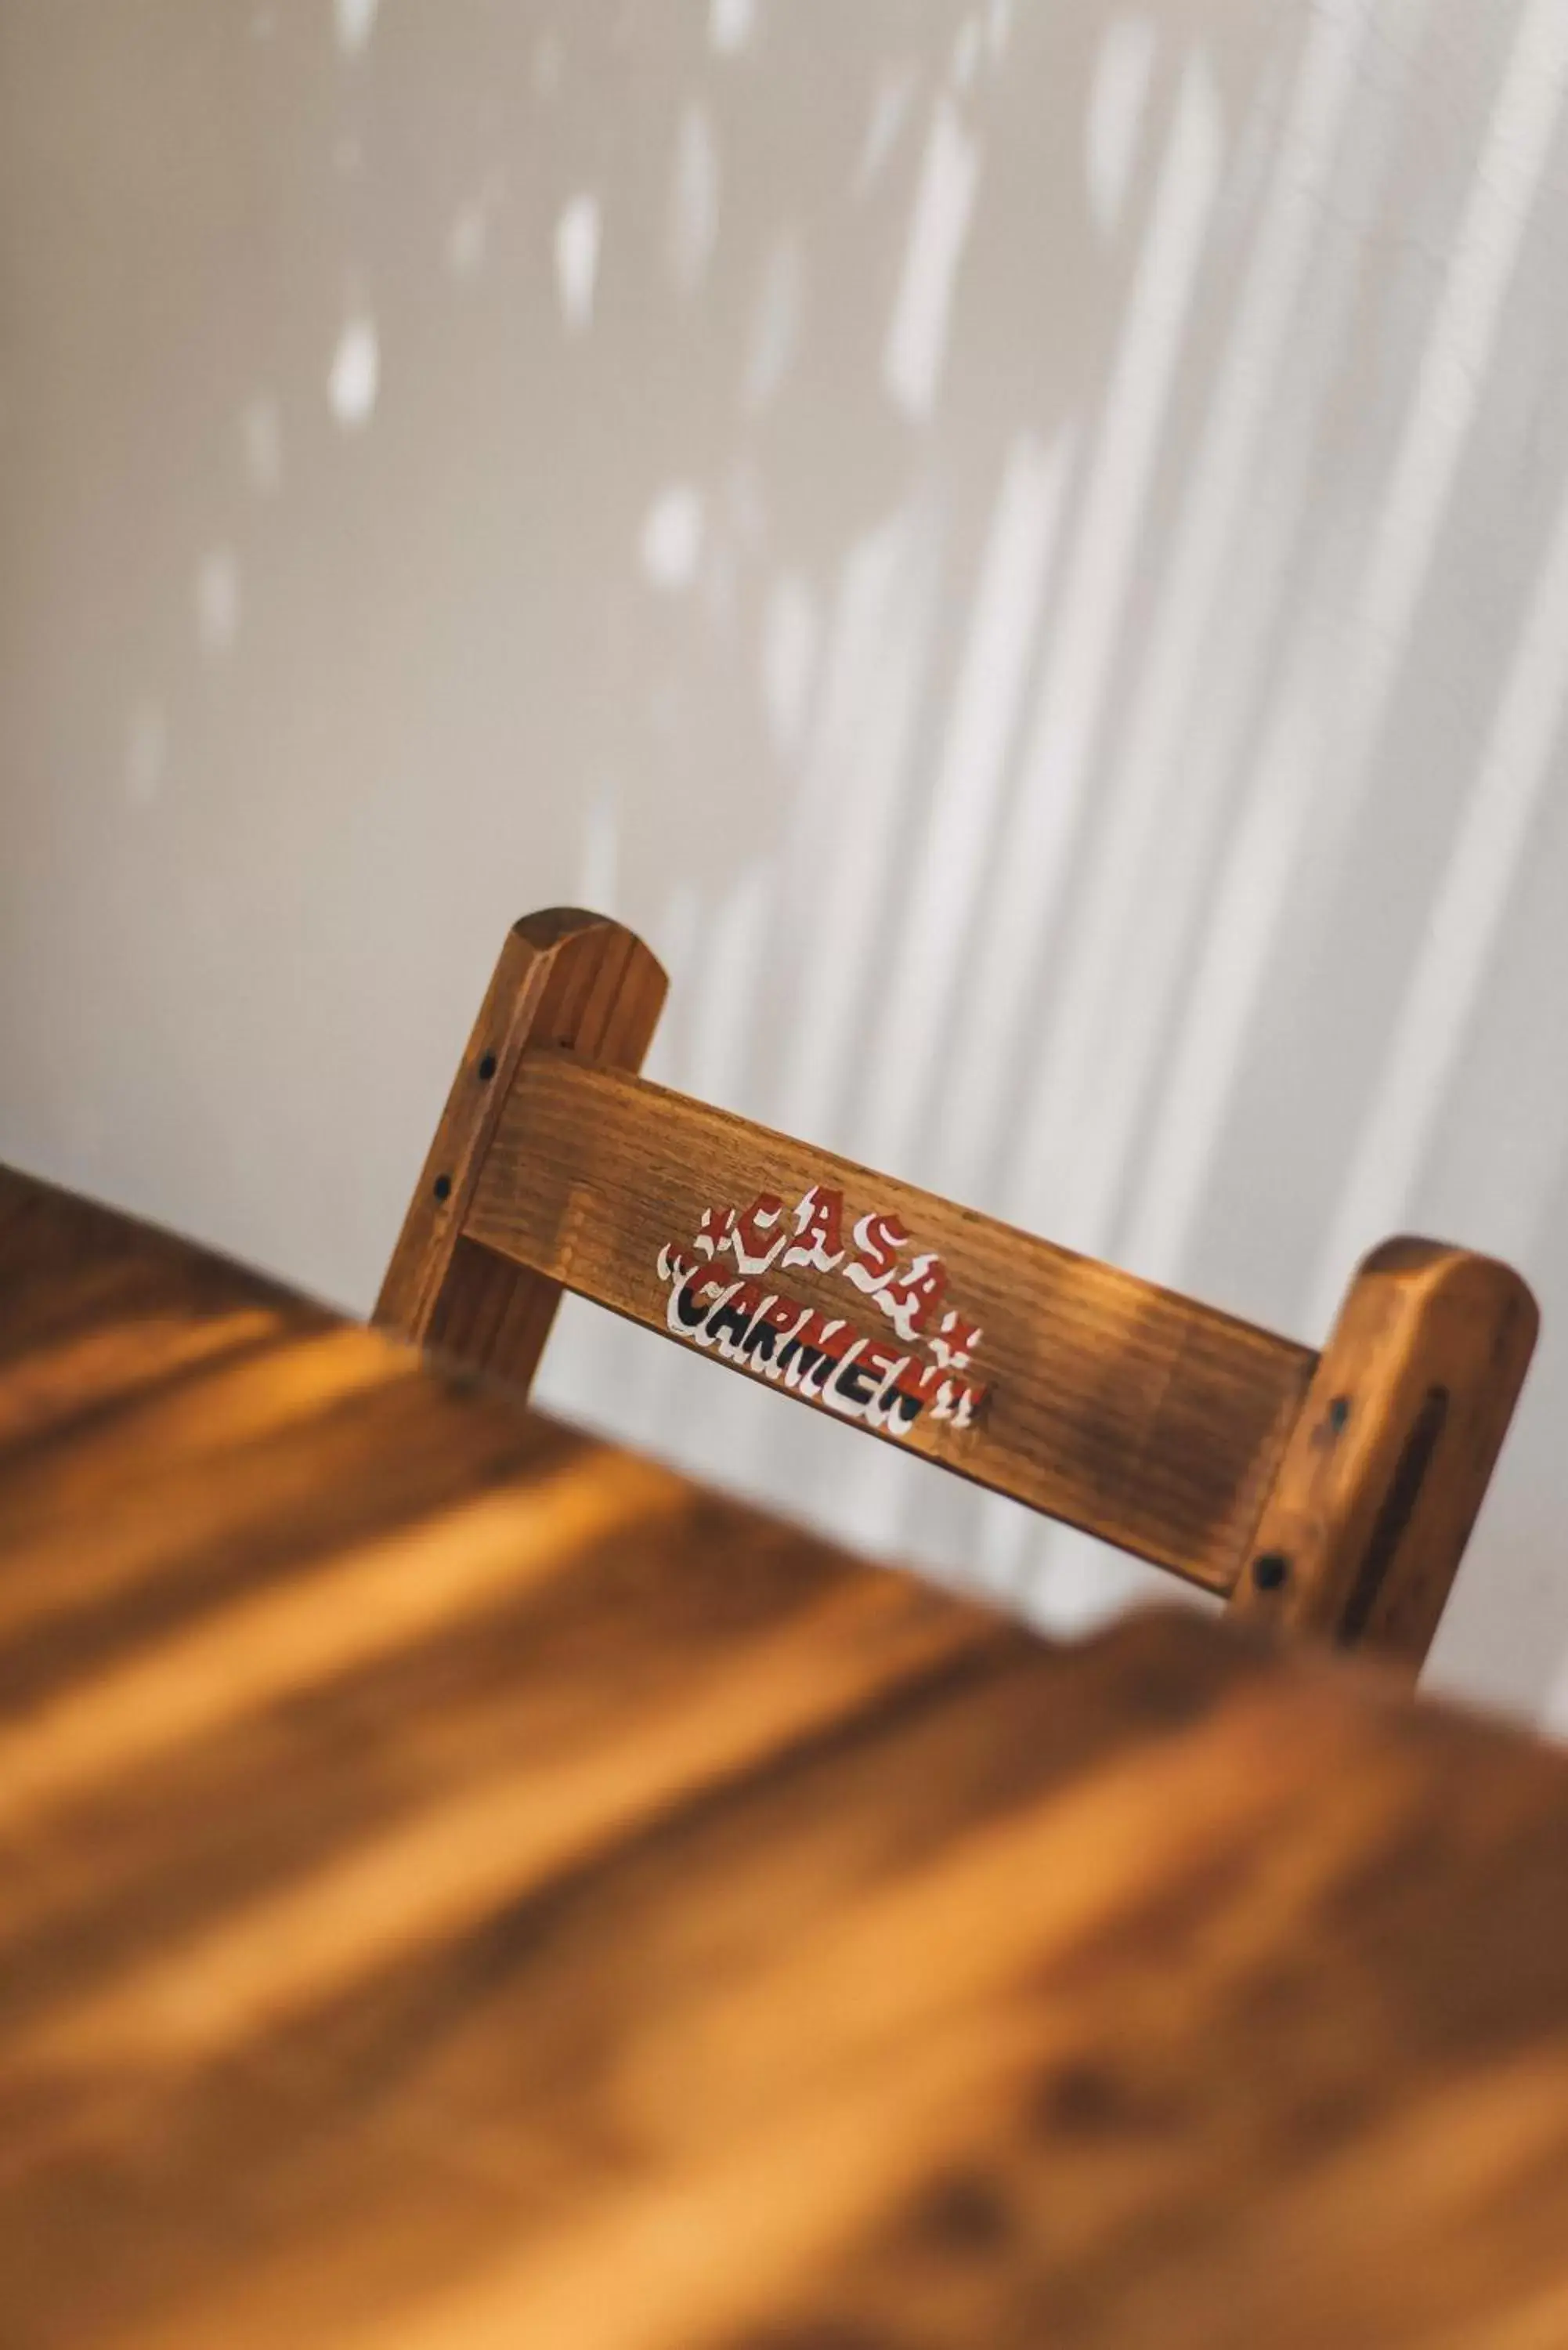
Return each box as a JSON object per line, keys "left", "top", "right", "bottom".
{"left": 5, "top": 1162, "right": 1568, "bottom": 2349}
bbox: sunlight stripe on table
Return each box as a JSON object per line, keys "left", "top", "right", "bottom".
{"left": 0, "top": 1448, "right": 688, "bottom": 1824}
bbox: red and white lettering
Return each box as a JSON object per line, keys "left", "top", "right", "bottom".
{"left": 692, "top": 1204, "right": 735, "bottom": 1261}
{"left": 875, "top": 1249, "right": 948, "bottom": 1341}
{"left": 731, "top": 1192, "right": 788, "bottom": 1275}
{"left": 782, "top": 1184, "right": 846, "bottom": 1273}
{"left": 667, "top": 1270, "right": 726, "bottom": 1334}
{"left": 860, "top": 1346, "right": 911, "bottom": 1430}
{"left": 705, "top": 1280, "right": 764, "bottom": 1358}
{"left": 685, "top": 1278, "right": 742, "bottom": 1347}
{"left": 929, "top": 1307, "right": 983, "bottom": 1371}
{"left": 843, "top": 1209, "right": 912, "bottom": 1296}
{"left": 818, "top": 1337, "right": 873, "bottom": 1418}
{"left": 656, "top": 1191, "right": 987, "bottom": 1446}
{"left": 778, "top": 1308, "right": 847, "bottom": 1393}
{"left": 750, "top": 1295, "right": 813, "bottom": 1379}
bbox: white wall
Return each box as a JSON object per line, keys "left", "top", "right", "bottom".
{"left": 4, "top": 0, "right": 1568, "bottom": 1722}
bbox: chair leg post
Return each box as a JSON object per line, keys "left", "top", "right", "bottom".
{"left": 1227, "top": 1240, "right": 1538, "bottom": 1678}
{"left": 374, "top": 908, "right": 667, "bottom": 1394}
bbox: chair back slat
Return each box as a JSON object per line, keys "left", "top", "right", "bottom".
{"left": 464, "top": 1049, "right": 1317, "bottom": 1593}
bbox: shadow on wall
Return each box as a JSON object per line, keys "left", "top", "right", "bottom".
{"left": 2, "top": 0, "right": 1568, "bottom": 1720}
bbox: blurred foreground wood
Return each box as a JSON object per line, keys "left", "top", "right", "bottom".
{"left": 5, "top": 1159, "right": 1568, "bottom": 2348}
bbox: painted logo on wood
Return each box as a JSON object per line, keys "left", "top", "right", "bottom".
{"left": 656, "top": 1184, "right": 987, "bottom": 1440}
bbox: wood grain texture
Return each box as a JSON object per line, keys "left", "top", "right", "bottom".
{"left": 374, "top": 909, "right": 667, "bottom": 1393}
{"left": 8, "top": 1162, "right": 1568, "bottom": 2350}
{"left": 1232, "top": 1238, "right": 1541, "bottom": 1674}
{"left": 465, "top": 1050, "right": 1317, "bottom": 1594}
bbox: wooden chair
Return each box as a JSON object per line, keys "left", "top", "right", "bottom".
{"left": 376, "top": 909, "right": 1539, "bottom": 1679}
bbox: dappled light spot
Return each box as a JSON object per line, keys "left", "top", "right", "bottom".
{"left": 196, "top": 548, "right": 241, "bottom": 657}
{"left": 447, "top": 199, "right": 488, "bottom": 280}
{"left": 709, "top": 0, "right": 758, "bottom": 55}
{"left": 333, "top": 0, "right": 379, "bottom": 57}
{"left": 855, "top": 63, "right": 917, "bottom": 195}
{"left": 743, "top": 230, "right": 803, "bottom": 409}
{"left": 641, "top": 485, "right": 706, "bottom": 591}
{"left": 447, "top": 173, "right": 507, "bottom": 283}
{"left": 555, "top": 193, "right": 602, "bottom": 332}
{"left": 1087, "top": 16, "right": 1158, "bottom": 235}
{"left": 327, "top": 313, "right": 380, "bottom": 429}
{"left": 952, "top": 17, "right": 982, "bottom": 90}
{"left": 669, "top": 103, "right": 720, "bottom": 295}
{"left": 883, "top": 96, "right": 981, "bottom": 419}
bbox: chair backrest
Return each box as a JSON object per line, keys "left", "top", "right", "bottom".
{"left": 376, "top": 909, "right": 1539, "bottom": 1679}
